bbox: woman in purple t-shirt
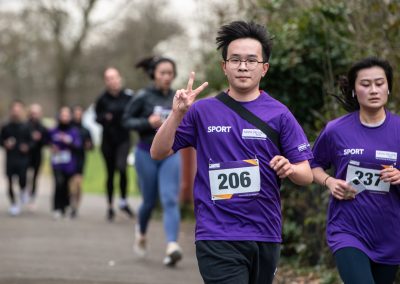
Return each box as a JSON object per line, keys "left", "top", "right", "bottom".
{"left": 312, "top": 57, "right": 400, "bottom": 283}
{"left": 49, "top": 107, "right": 82, "bottom": 219}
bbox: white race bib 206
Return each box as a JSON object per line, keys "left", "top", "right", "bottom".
{"left": 209, "top": 159, "right": 260, "bottom": 200}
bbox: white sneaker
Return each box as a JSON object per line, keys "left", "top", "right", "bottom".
{"left": 8, "top": 204, "right": 21, "bottom": 216}
{"left": 133, "top": 226, "right": 147, "bottom": 258}
{"left": 163, "top": 242, "right": 182, "bottom": 267}
{"left": 53, "top": 210, "right": 62, "bottom": 220}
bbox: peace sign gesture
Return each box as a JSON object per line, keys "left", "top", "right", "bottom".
{"left": 173, "top": 71, "right": 208, "bottom": 114}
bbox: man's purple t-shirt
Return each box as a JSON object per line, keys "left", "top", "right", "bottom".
{"left": 311, "top": 110, "right": 400, "bottom": 264}
{"left": 172, "top": 91, "right": 312, "bottom": 242}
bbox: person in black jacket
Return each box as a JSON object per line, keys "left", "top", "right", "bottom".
{"left": 26, "top": 103, "right": 48, "bottom": 207}
{"left": 69, "top": 105, "right": 94, "bottom": 218}
{"left": 95, "top": 67, "right": 134, "bottom": 221}
{"left": 0, "top": 100, "right": 32, "bottom": 216}
{"left": 123, "top": 56, "right": 182, "bottom": 267}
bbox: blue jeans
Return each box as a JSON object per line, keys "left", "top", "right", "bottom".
{"left": 135, "top": 148, "right": 181, "bottom": 242}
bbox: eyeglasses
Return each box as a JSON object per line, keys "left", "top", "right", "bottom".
{"left": 225, "top": 57, "right": 265, "bottom": 70}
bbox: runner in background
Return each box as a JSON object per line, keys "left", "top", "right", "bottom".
{"left": 69, "top": 105, "right": 94, "bottom": 218}
{"left": 48, "top": 106, "right": 81, "bottom": 219}
{"left": 26, "top": 103, "right": 48, "bottom": 208}
{"left": 0, "top": 100, "right": 32, "bottom": 216}
{"left": 311, "top": 57, "right": 399, "bottom": 284}
{"left": 150, "top": 21, "right": 313, "bottom": 283}
{"left": 95, "top": 67, "right": 134, "bottom": 221}
{"left": 123, "top": 56, "right": 183, "bottom": 267}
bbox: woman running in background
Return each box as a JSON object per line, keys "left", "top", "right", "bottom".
{"left": 123, "top": 56, "right": 182, "bottom": 267}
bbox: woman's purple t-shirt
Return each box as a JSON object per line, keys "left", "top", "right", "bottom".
{"left": 311, "top": 110, "right": 400, "bottom": 264}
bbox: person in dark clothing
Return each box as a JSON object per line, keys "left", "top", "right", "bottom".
{"left": 26, "top": 103, "right": 48, "bottom": 207}
{"left": 48, "top": 106, "right": 82, "bottom": 219}
{"left": 123, "top": 56, "right": 182, "bottom": 266}
{"left": 95, "top": 67, "right": 134, "bottom": 221}
{"left": 0, "top": 100, "right": 32, "bottom": 216}
{"left": 69, "top": 105, "right": 94, "bottom": 218}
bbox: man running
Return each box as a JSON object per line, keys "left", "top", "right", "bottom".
{"left": 26, "top": 103, "right": 48, "bottom": 207}
{"left": 150, "top": 21, "right": 313, "bottom": 283}
{"left": 1, "top": 101, "right": 32, "bottom": 216}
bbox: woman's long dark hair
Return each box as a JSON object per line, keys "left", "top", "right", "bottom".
{"left": 135, "top": 56, "right": 176, "bottom": 80}
{"left": 335, "top": 57, "right": 393, "bottom": 112}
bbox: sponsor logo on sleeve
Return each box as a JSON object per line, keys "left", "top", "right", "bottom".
{"left": 376, "top": 150, "right": 397, "bottom": 161}
{"left": 241, "top": 129, "right": 267, "bottom": 140}
{"left": 297, "top": 143, "right": 310, "bottom": 152}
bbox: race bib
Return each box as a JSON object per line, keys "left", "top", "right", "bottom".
{"left": 209, "top": 159, "right": 260, "bottom": 200}
{"left": 346, "top": 160, "right": 390, "bottom": 193}
{"left": 52, "top": 150, "right": 71, "bottom": 165}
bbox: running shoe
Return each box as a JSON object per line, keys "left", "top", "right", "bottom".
{"left": 107, "top": 208, "right": 115, "bottom": 221}
{"left": 163, "top": 242, "right": 183, "bottom": 267}
{"left": 133, "top": 225, "right": 147, "bottom": 258}
{"left": 53, "top": 210, "right": 62, "bottom": 220}
{"left": 8, "top": 204, "right": 21, "bottom": 216}
{"left": 119, "top": 204, "right": 134, "bottom": 218}
{"left": 70, "top": 208, "right": 78, "bottom": 219}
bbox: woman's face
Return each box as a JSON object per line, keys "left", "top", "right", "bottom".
{"left": 355, "top": 66, "right": 389, "bottom": 112}
{"left": 59, "top": 107, "right": 71, "bottom": 124}
{"left": 154, "top": 61, "right": 175, "bottom": 91}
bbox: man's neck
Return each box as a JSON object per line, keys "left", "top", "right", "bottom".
{"left": 227, "top": 87, "right": 260, "bottom": 102}
{"left": 108, "top": 89, "right": 120, "bottom": 96}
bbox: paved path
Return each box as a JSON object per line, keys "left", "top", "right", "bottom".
{"left": 0, "top": 151, "right": 315, "bottom": 284}
{"left": 0, "top": 170, "right": 202, "bottom": 284}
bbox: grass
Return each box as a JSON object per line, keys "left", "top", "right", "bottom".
{"left": 82, "top": 147, "right": 139, "bottom": 196}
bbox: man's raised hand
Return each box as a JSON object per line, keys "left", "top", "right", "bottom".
{"left": 173, "top": 72, "right": 208, "bottom": 114}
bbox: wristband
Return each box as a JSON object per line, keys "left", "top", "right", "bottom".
{"left": 323, "top": 175, "right": 332, "bottom": 188}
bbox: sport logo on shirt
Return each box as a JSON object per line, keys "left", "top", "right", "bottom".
{"left": 343, "top": 148, "right": 364, "bottom": 155}
{"left": 207, "top": 126, "right": 232, "bottom": 133}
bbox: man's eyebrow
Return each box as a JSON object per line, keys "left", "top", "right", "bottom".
{"left": 229, "top": 54, "right": 258, "bottom": 57}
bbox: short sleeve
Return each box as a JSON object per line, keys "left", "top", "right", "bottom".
{"left": 172, "top": 104, "right": 198, "bottom": 152}
{"left": 310, "top": 126, "right": 332, "bottom": 170}
{"left": 279, "top": 111, "right": 313, "bottom": 163}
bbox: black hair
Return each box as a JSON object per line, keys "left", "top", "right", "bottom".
{"left": 135, "top": 56, "right": 176, "bottom": 80}
{"left": 216, "top": 20, "right": 273, "bottom": 62}
{"left": 335, "top": 57, "right": 393, "bottom": 112}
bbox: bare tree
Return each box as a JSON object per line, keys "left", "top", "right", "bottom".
{"left": 32, "top": 0, "right": 98, "bottom": 107}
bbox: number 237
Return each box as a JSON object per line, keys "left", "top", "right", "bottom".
{"left": 355, "top": 170, "right": 381, "bottom": 186}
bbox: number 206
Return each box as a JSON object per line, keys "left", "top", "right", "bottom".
{"left": 218, "top": 171, "right": 251, "bottom": 190}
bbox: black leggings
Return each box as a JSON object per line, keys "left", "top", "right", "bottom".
{"left": 53, "top": 170, "right": 72, "bottom": 214}
{"left": 28, "top": 153, "right": 42, "bottom": 198}
{"left": 334, "top": 247, "right": 398, "bottom": 284}
{"left": 101, "top": 140, "right": 129, "bottom": 206}
{"left": 7, "top": 173, "right": 27, "bottom": 204}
